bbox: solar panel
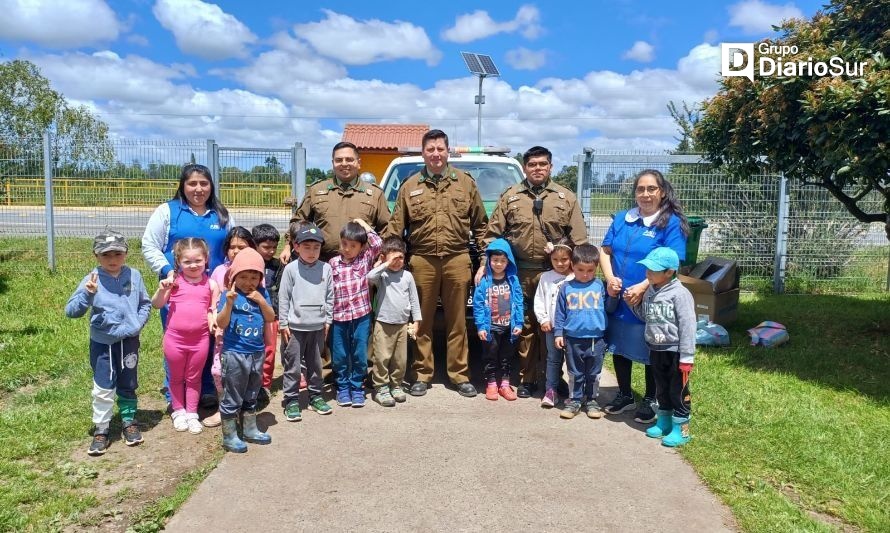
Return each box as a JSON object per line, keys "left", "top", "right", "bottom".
{"left": 477, "top": 54, "right": 500, "bottom": 76}
{"left": 461, "top": 52, "right": 485, "bottom": 75}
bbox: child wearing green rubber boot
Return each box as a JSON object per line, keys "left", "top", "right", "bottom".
{"left": 632, "top": 247, "right": 696, "bottom": 447}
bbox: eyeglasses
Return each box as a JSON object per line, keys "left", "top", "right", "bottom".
{"left": 635, "top": 186, "right": 660, "bottom": 195}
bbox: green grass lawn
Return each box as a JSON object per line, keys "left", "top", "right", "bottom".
{"left": 1, "top": 236, "right": 888, "bottom": 531}
{"left": 620, "top": 291, "right": 889, "bottom": 532}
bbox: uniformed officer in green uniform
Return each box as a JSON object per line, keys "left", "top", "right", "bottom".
{"left": 478, "top": 145, "right": 588, "bottom": 398}
{"left": 385, "top": 129, "right": 488, "bottom": 398}
{"left": 291, "top": 141, "right": 391, "bottom": 261}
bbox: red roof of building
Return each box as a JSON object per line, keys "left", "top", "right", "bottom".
{"left": 342, "top": 123, "right": 429, "bottom": 151}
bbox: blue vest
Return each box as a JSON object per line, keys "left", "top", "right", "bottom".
{"left": 162, "top": 199, "right": 228, "bottom": 274}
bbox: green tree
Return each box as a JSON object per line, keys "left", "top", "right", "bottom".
{"left": 667, "top": 101, "right": 700, "bottom": 154}
{"left": 306, "top": 167, "right": 331, "bottom": 184}
{"left": 553, "top": 164, "right": 577, "bottom": 192}
{"left": 695, "top": 0, "right": 889, "bottom": 239}
{"left": 0, "top": 60, "right": 112, "bottom": 184}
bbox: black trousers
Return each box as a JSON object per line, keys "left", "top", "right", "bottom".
{"left": 650, "top": 349, "right": 691, "bottom": 418}
{"left": 483, "top": 328, "right": 514, "bottom": 382}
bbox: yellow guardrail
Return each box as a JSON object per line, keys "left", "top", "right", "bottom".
{"left": 2, "top": 178, "right": 293, "bottom": 207}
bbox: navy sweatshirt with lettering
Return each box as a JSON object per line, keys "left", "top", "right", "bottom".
{"left": 553, "top": 277, "right": 607, "bottom": 339}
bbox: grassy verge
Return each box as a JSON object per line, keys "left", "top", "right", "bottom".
{"left": 620, "top": 292, "right": 889, "bottom": 531}
{"left": 0, "top": 237, "right": 218, "bottom": 531}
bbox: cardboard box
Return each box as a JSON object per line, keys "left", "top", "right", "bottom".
{"left": 678, "top": 257, "right": 741, "bottom": 326}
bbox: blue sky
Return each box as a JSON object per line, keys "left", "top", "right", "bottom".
{"left": 0, "top": 0, "right": 825, "bottom": 168}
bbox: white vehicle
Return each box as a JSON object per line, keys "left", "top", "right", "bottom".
{"left": 380, "top": 146, "right": 525, "bottom": 215}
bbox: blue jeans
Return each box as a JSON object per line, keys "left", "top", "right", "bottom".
{"left": 565, "top": 336, "right": 605, "bottom": 402}
{"left": 331, "top": 314, "right": 371, "bottom": 392}
{"left": 219, "top": 350, "right": 264, "bottom": 419}
{"left": 160, "top": 304, "right": 215, "bottom": 402}
{"left": 544, "top": 331, "right": 564, "bottom": 392}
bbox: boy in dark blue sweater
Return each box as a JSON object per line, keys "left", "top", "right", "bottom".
{"left": 554, "top": 244, "right": 607, "bottom": 419}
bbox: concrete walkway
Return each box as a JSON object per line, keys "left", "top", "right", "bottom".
{"left": 165, "top": 371, "right": 735, "bottom": 532}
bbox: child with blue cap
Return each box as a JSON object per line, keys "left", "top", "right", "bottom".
{"left": 632, "top": 246, "right": 696, "bottom": 446}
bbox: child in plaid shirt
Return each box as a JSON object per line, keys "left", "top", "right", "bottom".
{"left": 329, "top": 219, "right": 382, "bottom": 408}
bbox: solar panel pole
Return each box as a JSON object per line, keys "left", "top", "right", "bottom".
{"left": 475, "top": 74, "right": 484, "bottom": 146}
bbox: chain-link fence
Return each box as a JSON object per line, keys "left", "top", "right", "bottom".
{"left": 0, "top": 134, "right": 305, "bottom": 271}
{"left": 575, "top": 151, "right": 888, "bottom": 294}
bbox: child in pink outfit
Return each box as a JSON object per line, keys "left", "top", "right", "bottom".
{"left": 153, "top": 237, "right": 220, "bottom": 434}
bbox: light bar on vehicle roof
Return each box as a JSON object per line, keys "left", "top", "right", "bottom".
{"left": 398, "top": 146, "right": 511, "bottom": 155}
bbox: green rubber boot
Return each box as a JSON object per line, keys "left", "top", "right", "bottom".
{"left": 662, "top": 416, "right": 691, "bottom": 447}
{"left": 221, "top": 417, "right": 247, "bottom": 453}
{"left": 646, "top": 409, "right": 673, "bottom": 439}
{"left": 241, "top": 411, "right": 271, "bottom": 444}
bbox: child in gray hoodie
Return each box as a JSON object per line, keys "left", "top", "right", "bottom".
{"left": 278, "top": 222, "right": 334, "bottom": 420}
{"left": 66, "top": 230, "right": 152, "bottom": 456}
{"left": 632, "top": 247, "right": 696, "bottom": 447}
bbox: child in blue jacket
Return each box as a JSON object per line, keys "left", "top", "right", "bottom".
{"left": 473, "top": 238, "right": 523, "bottom": 401}
{"left": 66, "top": 230, "right": 152, "bottom": 456}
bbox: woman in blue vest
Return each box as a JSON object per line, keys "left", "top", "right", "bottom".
{"left": 599, "top": 169, "right": 688, "bottom": 424}
{"left": 142, "top": 164, "right": 233, "bottom": 415}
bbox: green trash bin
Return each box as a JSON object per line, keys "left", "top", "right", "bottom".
{"left": 683, "top": 216, "right": 708, "bottom": 267}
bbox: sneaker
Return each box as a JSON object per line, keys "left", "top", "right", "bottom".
{"left": 409, "top": 381, "right": 429, "bottom": 397}
{"left": 122, "top": 423, "right": 144, "bottom": 445}
{"left": 376, "top": 387, "right": 395, "bottom": 407}
{"left": 604, "top": 393, "right": 636, "bottom": 415}
{"left": 202, "top": 411, "right": 222, "bottom": 427}
{"left": 585, "top": 399, "right": 604, "bottom": 419}
{"left": 284, "top": 401, "right": 302, "bottom": 421}
{"left": 336, "top": 389, "right": 352, "bottom": 407}
{"left": 351, "top": 390, "right": 366, "bottom": 408}
{"left": 391, "top": 386, "right": 407, "bottom": 403}
{"left": 560, "top": 400, "right": 581, "bottom": 419}
{"left": 485, "top": 382, "right": 498, "bottom": 401}
{"left": 516, "top": 383, "right": 536, "bottom": 398}
{"left": 634, "top": 397, "right": 658, "bottom": 423}
{"left": 308, "top": 396, "right": 333, "bottom": 415}
{"left": 172, "top": 411, "right": 188, "bottom": 432}
{"left": 498, "top": 383, "right": 517, "bottom": 401}
{"left": 88, "top": 432, "right": 109, "bottom": 456}
{"left": 186, "top": 417, "right": 203, "bottom": 434}
{"left": 541, "top": 389, "right": 557, "bottom": 408}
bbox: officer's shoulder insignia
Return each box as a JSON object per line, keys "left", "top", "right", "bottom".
{"left": 507, "top": 195, "right": 520, "bottom": 203}
{"left": 409, "top": 189, "right": 424, "bottom": 197}
{"left": 315, "top": 188, "right": 329, "bottom": 195}
{"left": 366, "top": 188, "right": 374, "bottom": 195}
{"left": 558, "top": 192, "right": 566, "bottom": 199}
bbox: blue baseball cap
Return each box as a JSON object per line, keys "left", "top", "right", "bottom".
{"left": 638, "top": 247, "right": 680, "bottom": 272}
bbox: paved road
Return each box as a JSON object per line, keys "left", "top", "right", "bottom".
{"left": 164, "top": 370, "right": 736, "bottom": 532}
{"left": 0, "top": 206, "right": 293, "bottom": 238}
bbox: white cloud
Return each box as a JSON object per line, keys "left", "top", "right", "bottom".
{"left": 127, "top": 34, "right": 150, "bottom": 47}
{"left": 293, "top": 10, "right": 441, "bottom": 66}
{"left": 703, "top": 29, "right": 719, "bottom": 44}
{"left": 505, "top": 48, "right": 547, "bottom": 70}
{"left": 728, "top": 0, "right": 804, "bottom": 34}
{"left": 212, "top": 32, "right": 347, "bottom": 88}
{"left": 0, "top": 0, "right": 120, "bottom": 48}
{"left": 24, "top": 38, "right": 725, "bottom": 169}
{"left": 152, "top": 0, "right": 257, "bottom": 60}
{"left": 442, "top": 5, "right": 542, "bottom": 43}
{"left": 622, "top": 41, "right": 655, "bottom": 63}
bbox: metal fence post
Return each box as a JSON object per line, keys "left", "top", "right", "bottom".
{"left": 43, "top": 129, "right": 55, "bottom": 271}
{"left": 773, "top": 173, "right": 789, "bottom": 294}
{"left": 206, "top": 139, "right": 220, "bottom": 195}
{"left": 293, "top": 142, "right": 306, "bottom": 204}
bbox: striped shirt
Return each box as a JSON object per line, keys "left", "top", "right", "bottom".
{"left": 330, "top": 231, "right": 382, "bottom": 321}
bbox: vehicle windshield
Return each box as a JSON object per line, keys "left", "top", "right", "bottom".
{"left": 383, "top": 161, "right": 524, "bottom": 202}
